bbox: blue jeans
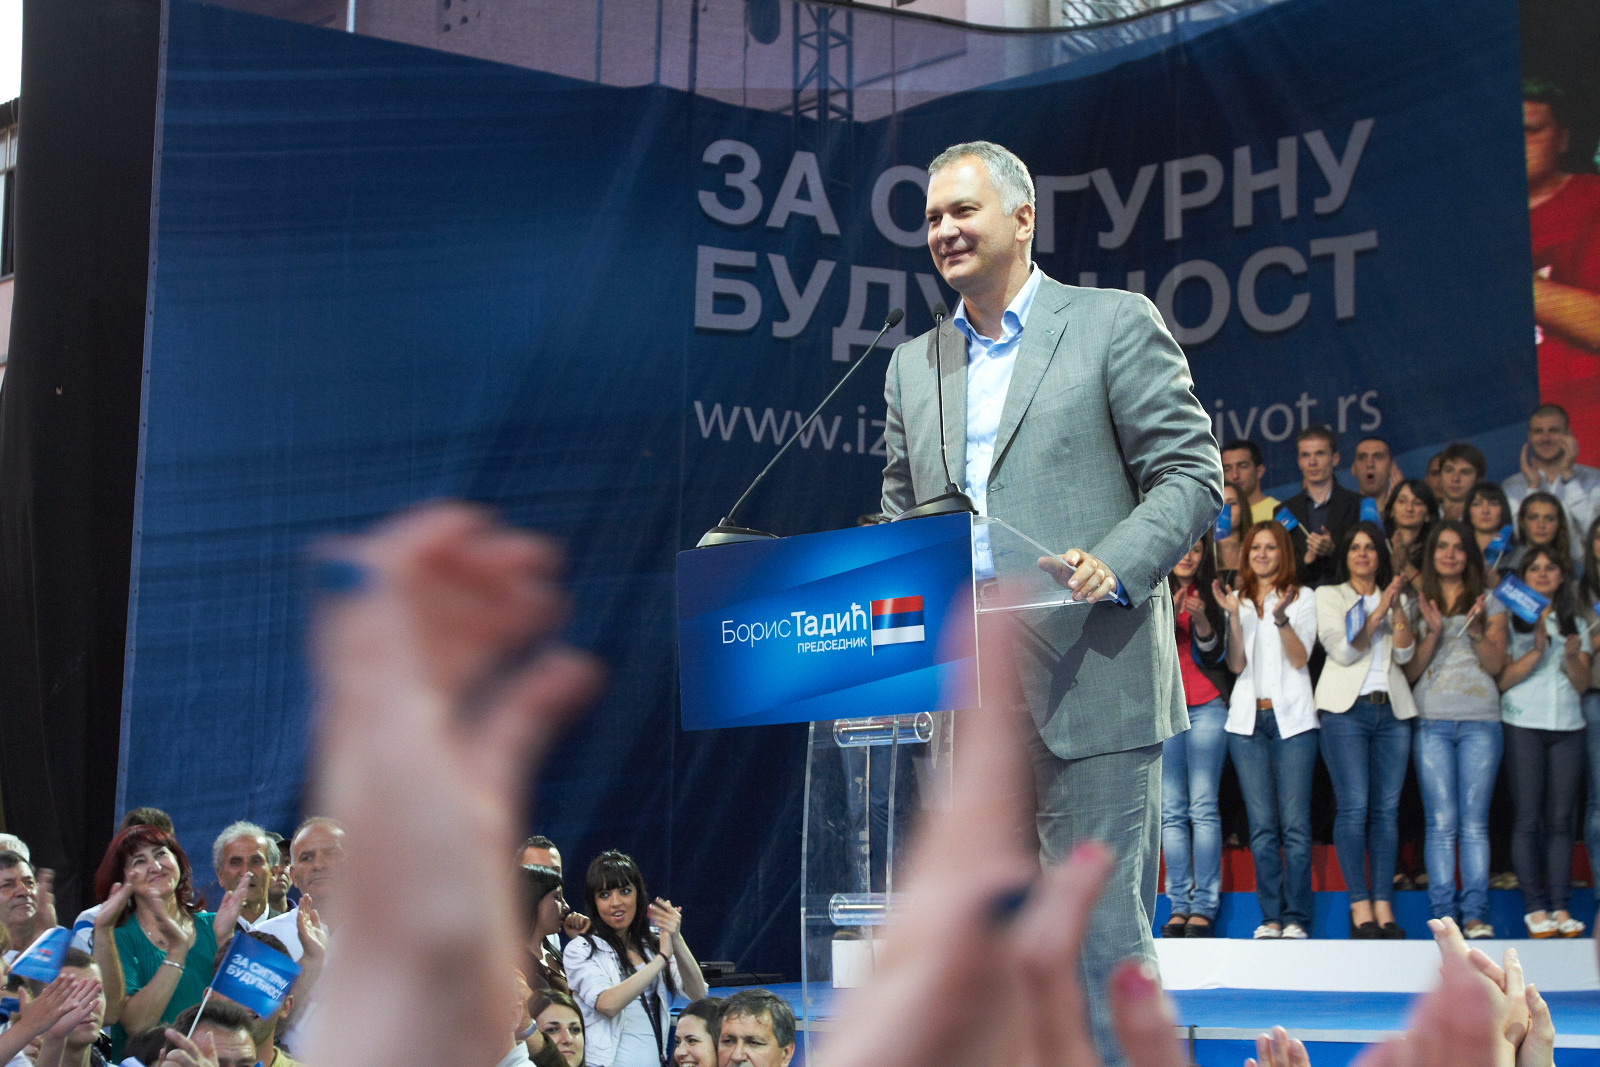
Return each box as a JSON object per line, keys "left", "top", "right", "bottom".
{"left": 1583, "top": 692, "right": 1600, "bottom": 882}
{"left": 1414, "top": 719, "right": 1502, "bottom": 923}
{"left": 1228, "top": 711, "right": 1318, "bottom": 927}
{"left": 1319, "top": 700, "right": 1412, "bottom": 902}
{"left": 1161, "top": 698, "right": 1228, "bottom": 920}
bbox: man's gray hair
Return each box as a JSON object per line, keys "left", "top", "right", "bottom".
{"left": 0, "top": 836, "right": 29, "bottom": 862}
{"left": 211, "top": 821, "right": 272, "bottom": 873}
{"left": 928, "top": 141, "right": 1036, "bottom": 215}
{"left": 719, "top": 988, "right": 796, "bottom": 1050}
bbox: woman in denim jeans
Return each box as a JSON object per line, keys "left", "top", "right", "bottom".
{"left": 1404, "top": 520, "right": 1507, "bottom": 938}
{"left": 1314, "top": 522, "right": 1417, "bottom": 938}
{"left": 1160, "top": 535, "right": 1232, "bottom": 938}
{"left": 1579, "top": 517, "right": 1600, "bottom": 892}
{"left": 1495, "top": 545, "right": 1592, "bottom": 937}
{"left": 1215, "top": 522, "right": 1318, "bottom": 940}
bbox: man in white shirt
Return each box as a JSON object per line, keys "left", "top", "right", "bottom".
{"left": 1503, "top": 403, "right": 1600, "bottom": 553}
{"left": 212, "top": 821, "right": 275, "bottom": 933}
{"left": 253, "top": 818, "right": 341, "bottom": 1055}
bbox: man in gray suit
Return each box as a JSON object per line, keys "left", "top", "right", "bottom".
{"left": 880, "top": 141, "right": 1221, "bottom": 1063}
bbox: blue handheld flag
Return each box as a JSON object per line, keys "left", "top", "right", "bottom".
{"left": 1360, "top": 496, "right": 1383, "bottom": 531}
{"left": 1491, "top": 573, "right": 1551, "bottom": 625}
{"left": 210, "top": 932, "right": 301, "bottom": 1018}
{"left": 1485, "top": 524, "right": 1513, "bottom": 567}
{"left": 1345, "top": 596, "right": 1368, "bottom": 643}
{"left": 1213, "top": 503, "right": 1232, "bottom": 540}
{"left": 10, "top": 927, "right": 71, "bottom": 983}
{"left": 1273, "top": 507, "right": 1301, "bottom": 533}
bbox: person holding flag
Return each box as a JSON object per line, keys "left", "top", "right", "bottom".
{"left": 1493, "top": 546, "right": 1593, "bottom": 937}
{"left": 1464, "top": 484, "right": 1514, "bottom": 575}
{"left": 90, "top": 826, "right": 246, "bottom": 1058}
{"left": 1403, "top": 520, "right": 1507, "bottom": 939}
{"left": 1313, "top": 523, "right": 1417, "bottom": 939}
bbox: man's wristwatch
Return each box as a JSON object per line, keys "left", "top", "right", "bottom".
{"left": 1274, "top": 616, "right": 1290, "bottom": 628}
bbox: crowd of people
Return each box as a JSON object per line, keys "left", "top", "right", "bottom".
{"left": 0, "top": 501, "right": 1582, "bottom": 1067}
{"left": 1162, "top": 403, "right": 1600, "bottom": 942}
{"left": 0, "top": 812, "right": 797, "bottom": 1067}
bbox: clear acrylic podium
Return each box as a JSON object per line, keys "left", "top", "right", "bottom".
{"left": 796, "top": 514, "right": 1090, "bottom": 1049}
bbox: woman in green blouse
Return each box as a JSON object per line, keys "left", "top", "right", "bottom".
{"left": 92, "top": 825, "right": 234, "bottom": 1055}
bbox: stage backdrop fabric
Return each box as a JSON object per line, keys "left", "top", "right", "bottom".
{"left": 123, "top": 0, "right": 1530, "bottom": 974}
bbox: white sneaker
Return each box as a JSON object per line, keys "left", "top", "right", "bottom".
{"left": 1280, "top": 923, "right": 1309, "bottom": 939}
{"left": 1252, "top": 923, "right": 1282, "bottom": 939}
{"left": 1464, "top": 921, "right": 1495, "bottom": 940}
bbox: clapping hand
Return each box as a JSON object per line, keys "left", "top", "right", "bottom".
{"left": 158, "top": 1028, "right": 221, "bottom": 1067}
{"left": 1212, "top": 579, "right": 1240, "bottom": 617}
{"left": 301, "top": 504, "right": 601, "bottom": 1067}
{"left": 1418, "top": 597, "right": 1444, "bottom": 635}
{"left": 1305, "top": 528, "right": 1335, "bottom": 560}
{"left": 1245, "top": 1026, "right": 1310, "bottom": 1067}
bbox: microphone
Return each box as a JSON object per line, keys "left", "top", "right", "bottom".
{"left": 891, "top": 301, "right": 975, "bottom": 522}
{"left": 696, "top": 308, "right": 906, "bottom": 548}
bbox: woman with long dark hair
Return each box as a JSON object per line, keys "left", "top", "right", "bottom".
{"left": 1510, "top": 491, "right": 1573, "bottom": 570}
{"left": 1496, "top": 546, "right": 1592, "bottom": 937}
{"left": 1216, "top": 521, "right": 1319, "bottom": 940}
{"left": 1160, "top": 535, "right": 1231, "bottom": 938}
{"left": 1405, "top": 521, "right": 1506, "bottom": 938}
{"left": 1465, "top": 483, "right": 1514, "bottom": 575}
{"left": 563, "top": 851, "right": 708, "bottom": 1067}
{"left": 520, "top": 863, "right": 571, "bottom": 994}
{"left": 1314, "top": 523, "right": 1416, "bottom": 938}
{"left": 1383, "top": 478, "right": 1439, "bottom": 591}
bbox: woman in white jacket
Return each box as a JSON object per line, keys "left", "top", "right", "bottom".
{"left": 1314, "top": 522, "right": 1416, "bottom": 939}
{"left": 1215, "top": 521, "right": 1319, "bottom": 940}
{"left": 564, "top": 852, "right": 708, "bottom": 1067}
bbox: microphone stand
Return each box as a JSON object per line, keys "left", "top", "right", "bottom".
{"left": 892, "top": 304, "right": 975, "bottom": 521}
{"left": 696, "top": 309, "right": 905, "bottom": 548}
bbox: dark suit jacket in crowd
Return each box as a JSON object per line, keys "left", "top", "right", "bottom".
{"left": 1281, "top": 482, "right": 1361, "bottom": 587}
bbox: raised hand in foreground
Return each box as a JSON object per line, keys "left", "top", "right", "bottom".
{"left": 300, "top": 504, "right": 601, "bottom": 1067}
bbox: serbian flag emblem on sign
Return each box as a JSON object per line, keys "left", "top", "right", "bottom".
{"left": 870, "top": 596, "right": 925, "bottom": 649}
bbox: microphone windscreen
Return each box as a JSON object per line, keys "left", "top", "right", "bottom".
{"left": 884, "top": 307, "right": 905, "bottom": 328}
{"left": 932, "top": 302, "right": 949, "bottom": 320}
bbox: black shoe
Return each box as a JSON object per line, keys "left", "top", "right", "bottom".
{"left": 1162, "top": 916, "right": 1190, "bottom": 938}
{"left": 1379, "top": 922, "right": 1406, "bottom": 940}
{"left": 1184, "top": 920, "right": 1216, "bottom": 938}
{"left": 1350, "top": 918, "right": 1381, "bottom": 939}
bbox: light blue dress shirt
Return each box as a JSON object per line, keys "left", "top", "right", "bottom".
{"left": 952, "top": 265, "right": 1127, "bottom": 605}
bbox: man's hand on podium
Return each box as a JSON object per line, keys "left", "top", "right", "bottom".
{"left": 1038, "top": 548, "right": 1119, "bottom": 603}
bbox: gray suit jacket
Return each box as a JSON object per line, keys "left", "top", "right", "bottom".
{"left": 880, "top": 276, "right": 1223, "bottom": 760}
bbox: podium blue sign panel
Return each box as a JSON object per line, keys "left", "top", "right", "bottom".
{"left": 677, "top": 514, "right": 978, "bottom": 730}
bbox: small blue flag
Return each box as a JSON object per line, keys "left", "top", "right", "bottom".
{"left": 1360, "top": 496, "right": 1383, "bottom": 531}
{"left": 1492, "top": 573, "right": 1551, "bottom": 625}
{"left": 1345, "top": 597, "right": 1368, "bottom": 643}
{"left": 1213, "top": 502, "right": 1232, "bottom": 540}
{"left": 1273, "top": 506, "right": 1300, "bottom": 533}
{"left": 210, "top": 932, "right": 301, "bottom": 1018}
{"left": 1485, "top": 524, "right": 1513, "bottom": 567}
{"left": 10, "top": 927, "right": 71, "bottom": 983}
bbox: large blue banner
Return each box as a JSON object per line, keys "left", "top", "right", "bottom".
{"left": 123, "top": 0, "right": 1528, "bottom": 975}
